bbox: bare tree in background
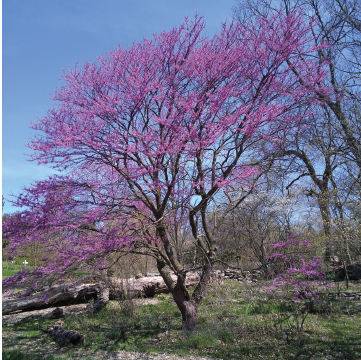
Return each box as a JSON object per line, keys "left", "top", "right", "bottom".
{"left": 234, "top": 0, "right": 361, "bottom": 262}
{"left": 234, "top": 0, "right": 361, "bottom": 169}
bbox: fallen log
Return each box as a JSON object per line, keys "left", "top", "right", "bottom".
{"left": 3, "top": 305, "right": 91, "bottom": 326}
{"left": 2, "top": 271, "right": 211, "bottom": 315}
{"left": 3, "top": 307, "right": 62, "bottom": 327}
{"left": 3, "top": 277, "right": 100, "bottom": 315}
{"left": 108, "top": 272, "right": 201, "bottom": 298}
{"left": 3, "top": 299, "right": 162, "bottom": 326}
{"left": 42, "top": 320, "right": 84, "bottom": 345}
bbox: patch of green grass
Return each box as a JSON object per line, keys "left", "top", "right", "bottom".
{"left": 183, "top": 332, "right": 218, "bottom": 349}
{"left": 239, "top": 300, "right": 293, "bottom": 315}
{"left": 72, "top": 270, "right": 91, "bottom": 278}
{"left": 3, "top": 280, "right": 361, "bottom": 359}
{"left": 216, "top": 327, "right": 235, "bottom": 342}
{"left": 2, "top": 268, "right": 20, "bottom": 279}
{"left": 2, "top": 263, "right": 92, "bottom": 280}
{"left": 2, "top": 262, "right": 25, "bottom": 280}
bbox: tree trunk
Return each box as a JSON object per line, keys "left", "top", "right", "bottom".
{"left": 179, "top": 300, "right": 199, "bottom": 332}
{"left": 173, "top": 264, "right": 213, "bottom": 332}
{"left": 154, "top": 213, "right": 216, "bottom": 332}
{"left": 172, "top": 281, "right": 200, "bottom": 332}
{"left": 317, "top": 192, "right": 334, "bottom": 262}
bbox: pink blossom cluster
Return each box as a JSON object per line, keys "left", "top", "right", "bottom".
{"left": 267, "top": 235, "right": 329, "bottom": 300}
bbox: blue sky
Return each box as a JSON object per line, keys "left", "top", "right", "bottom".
{"left": 2, "top": 0, "right": 237, "bottom": 213}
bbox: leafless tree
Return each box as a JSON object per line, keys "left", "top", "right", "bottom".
{"left": 234, "top": 0, "right": 361, "bottom": 262}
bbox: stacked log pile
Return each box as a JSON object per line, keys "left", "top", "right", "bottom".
{"left": 224, "top": 268, "right": 262, "bottom": 283}
{"left": 328, "top": 291, "right": 361, "bottom": 301}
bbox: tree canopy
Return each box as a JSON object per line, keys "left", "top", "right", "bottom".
{"left": 3, "top": 11, "right": 330, "bottom": 329}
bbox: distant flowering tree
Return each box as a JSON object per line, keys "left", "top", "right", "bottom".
{"left": 267, "top": 235, "right": 329, "bottom": 301}
{"left": 3, "top": 11, "right": 330, "bottom": 330}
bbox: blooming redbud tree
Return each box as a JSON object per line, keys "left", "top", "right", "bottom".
{"left": 3, "top": 11, "right": 329, "bottom": 330}
{"left": 267, "top": 235, "right": 329, "bottom": 301}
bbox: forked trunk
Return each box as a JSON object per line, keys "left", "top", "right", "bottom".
{"left": 171, "top": 264, "right": 213, "bottom": 331}
{"left": 155, "top": 219, "right": 214, "bottom": 332}
{"left": 156, "top": 259, "right": 201, "bottom": 331}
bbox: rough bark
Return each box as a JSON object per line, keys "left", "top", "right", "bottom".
{"left": 177, "top": 298, "right": 199, "bottom": 333}
{"left": 155, "top": 259, "right": 201, "bottom": 332}
{"left": 172, "top": 279, "right": 200, "bottom": 332}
